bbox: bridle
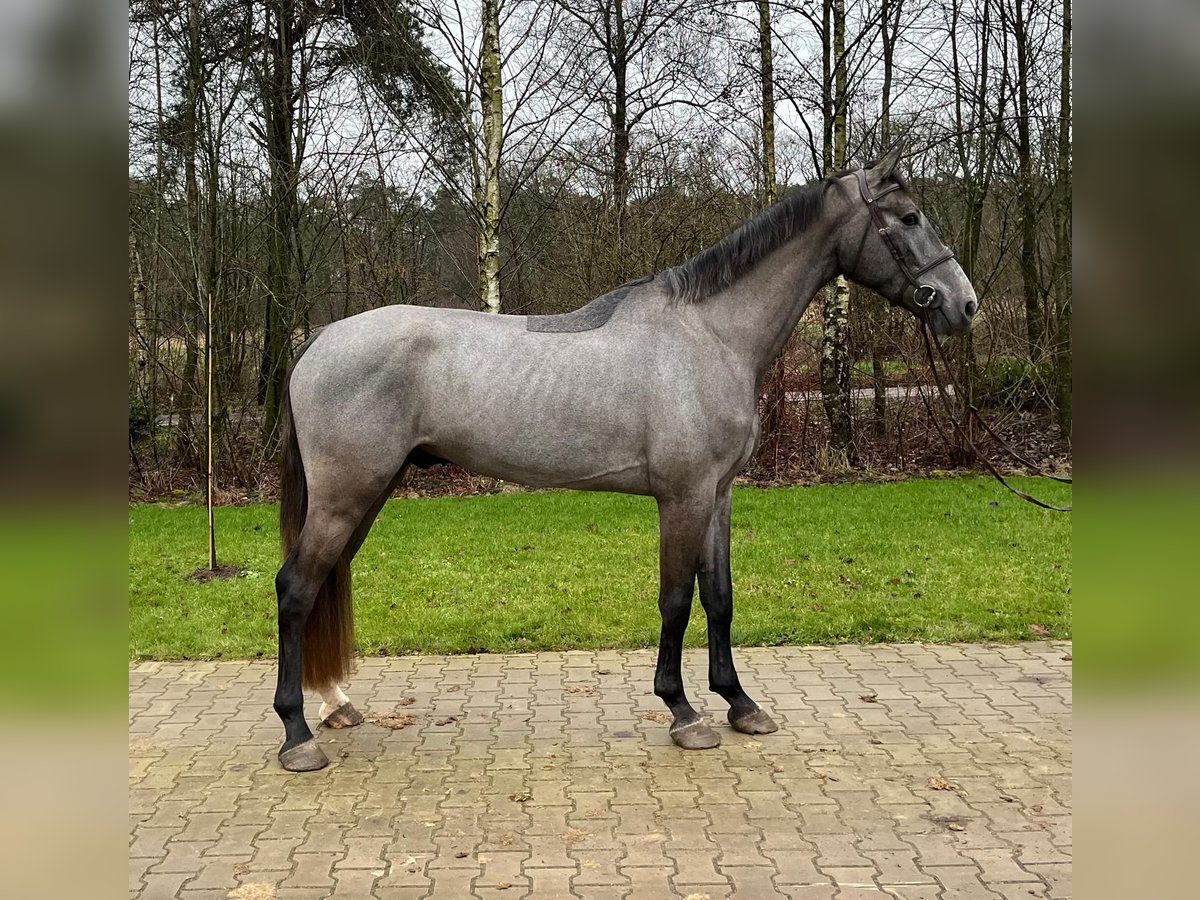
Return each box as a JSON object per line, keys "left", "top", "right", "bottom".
{"left": 853, "top": 167, "right": 956, "bottom": 311}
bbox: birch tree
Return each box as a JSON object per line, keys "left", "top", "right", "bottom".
{"left": 478, "top": 0, "right": 504, "bottom": 312}
{"left": 820, "top": 0, "right": 856, "bottom": 466}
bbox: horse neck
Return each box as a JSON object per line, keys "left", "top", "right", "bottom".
{"left": 694, "top": 210, "right": 844, "bottom": 383}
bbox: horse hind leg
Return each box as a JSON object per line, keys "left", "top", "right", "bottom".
{"left": 315, "top": 484, "right": 398, "bottom": 731}
{"left": 319, "top": 684, "right": 364, "bottom": 729}
{"left": 274, "top": 506, "right": 363, "bottom": 771}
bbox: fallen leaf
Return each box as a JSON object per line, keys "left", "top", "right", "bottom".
{"left": 1028, "top": 624, "right": 1051, "bottom": 636}
{"left": 446, "top": 685, "right": 461, "bottom": 693}
{"left": 859, "top": 694, "right": 879, "bottom": 703}
{"left": 509, "top": 791, "right": 533, "bottom": 803}
{"left": 927, "top": 776, "right": 967, "bottom": 796}
{"left": 594, "top": 668, "right": 611, "bottom": 675}
{"left": 948, "top": 822, "right": 965, "bottom": 832}
{"left": 868, "top": 738, "right": 883, "bottom": 745}
{"left": 1061, "top": 654, "right": 1072, "bottom": 661}
{"left": 566, "top": 686, "right": 595, "bottom": 696}
{"left": 497, "top": 883, "right": 512, "bottom": 891}
{"left": 435, "top": 716, "right": 459, "bottom": 726}
{"left": 454, "top": 851, "right": 469, "bottom": 859}
{"left": 232, "top": 863, "right": 250, "bottom": 876}
{"left": 563, "top": 828, "right": 590, "bottom": 844}
{"left": 397, "top": 696, "right": 416, "bottom": 706}
{"left": 642, "top": 711, "right": 672, "bottom": 724}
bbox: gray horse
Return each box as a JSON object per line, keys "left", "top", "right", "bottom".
{"left": 273, "top": 147, "right": 978, "bottom": 771}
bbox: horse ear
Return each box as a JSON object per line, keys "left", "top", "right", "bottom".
{"left": 873, "top": 143, "right": 906, "bottom": 180}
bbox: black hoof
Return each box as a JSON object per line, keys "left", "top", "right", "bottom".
{"left": 278, "top": 739, "right": 330, "bottom": 772}
{"left": 321, "top": 702, "right": 364, "bottom": 730}
{"left": 669, "top": 719, "right": 721, "bottom": 750}
{"left": 728, "top": 707, "right": 780, "bottom": 735}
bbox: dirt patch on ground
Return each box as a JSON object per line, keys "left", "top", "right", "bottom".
{"left": 187, "top": 565, "right": 246, "bottom": 583}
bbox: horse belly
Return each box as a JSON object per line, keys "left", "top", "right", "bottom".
{"left": 418, "top": 341, "right": 651, "bottom": 493}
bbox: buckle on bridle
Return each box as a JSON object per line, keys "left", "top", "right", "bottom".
{"left": 913, "top": 284, "right": 940, "bottom": 309}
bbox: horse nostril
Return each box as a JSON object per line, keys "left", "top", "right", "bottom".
{"left": 964, "top": 300, "right": 978, "bottom": 318}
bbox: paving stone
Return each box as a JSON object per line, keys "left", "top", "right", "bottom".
{"left": 129, "top": 643, "right": 1072, "bottom": 899}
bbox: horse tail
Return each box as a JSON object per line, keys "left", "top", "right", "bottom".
{"left": 278, "top": 334, "right": 354, "bottom": 690}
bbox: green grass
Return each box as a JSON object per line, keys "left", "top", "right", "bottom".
{"left": 129, "top": 477, "right": 1071, "bottom": 661}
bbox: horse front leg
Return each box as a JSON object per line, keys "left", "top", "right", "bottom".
{"left": 698, "top": 483, "right": 779, "bottom": 736}
{"left": 654, "top": 490, "right": 721, "bottom": 750}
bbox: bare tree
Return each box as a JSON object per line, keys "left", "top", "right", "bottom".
{"left": 758, "top": 0, "right": 778, "bottom": 207}
{"left": 1051, "top": 0, "right": 1071, "bottom": 434}
{"left": 819, "top": 0, "right": 856, "bottom": 466}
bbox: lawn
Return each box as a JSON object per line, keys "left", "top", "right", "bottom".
{"left": 129, "top": 477, "right": 1071, "bottom": 661}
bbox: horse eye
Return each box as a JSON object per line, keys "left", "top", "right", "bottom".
{"left": 901, "top": 213, "right": 920, "bottom": 226}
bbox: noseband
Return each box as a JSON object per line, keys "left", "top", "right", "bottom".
{"left": 853, "top": 168, "right": 956, "bottom": 310}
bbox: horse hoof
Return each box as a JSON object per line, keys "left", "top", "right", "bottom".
{"left": 729, "top": 708, "right": 780, "bottom": 735}
{"left": 669, "top": 720, "right": 721, "bottom": 750}
{"left": 278, "top": 739, "right": 329, "bottom": 772}
{"left": 321, "top": 702, "right": 364, "bottom": 730}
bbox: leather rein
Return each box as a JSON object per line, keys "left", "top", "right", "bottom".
{"left": 851, "top": 168, "right": 1072, "bottom": 512}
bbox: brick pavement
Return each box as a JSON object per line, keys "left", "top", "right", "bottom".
{"left": 129, "top": 643, "right": 1072, "bottom": 899}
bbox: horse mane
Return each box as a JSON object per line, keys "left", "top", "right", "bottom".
{"left": 661, "top": 160, "right": 905, "bottom": 305}
{"left": 662, "top": 177, "right": 835, "bottom": 305}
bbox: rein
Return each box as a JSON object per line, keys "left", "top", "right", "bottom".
{"left": 851, "top": 167, "right": 1072, "bottom": 512}
{"left": 918, "top": 325, "right": 1072, "bottom": 512}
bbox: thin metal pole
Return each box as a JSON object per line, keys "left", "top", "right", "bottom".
{"left": 206, "top": 291, "right": 216, "bottom": 570}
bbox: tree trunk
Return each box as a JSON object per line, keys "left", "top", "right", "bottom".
{"left": 129, "top": 230, "right": 150, "bottom": 395}
{"left": 870, "top": 0, "right": 902, "bottom": 438}
{"left": 758, "top": 0, "right": 777, "bottom": 207}
{"left": 1053, "top": 0, "right": 1072, "bottom": 436}
{"left": 948, "top": 0, "right": 996, "bottom": 466}
{"left": 259, "top": 0, "right": 300, "bottom": 446}
{"left": 611, "top": 0, "right": 629, "bottom": 271}
{"left": 478, "top": 0, "right": 503, "bottom": 313}
{"left": 1014, "top": 0, "right": 1042, "bottom": 361}
{"left": 176, "top": 0, "right": 206, "bottom": 466}
{"left": 820, "top": 0, "right": 855, "bottom": 466}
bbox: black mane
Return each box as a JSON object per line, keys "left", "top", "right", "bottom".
{"left": 662, "top": 178, "right": 835, "bottom": 304}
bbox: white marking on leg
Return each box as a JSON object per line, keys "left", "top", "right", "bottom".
{"left": 318, "top": 683, "right": 350, "bottom": 722}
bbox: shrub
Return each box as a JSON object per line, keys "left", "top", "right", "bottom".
{"left": 973, "top": 358, "right": 1055, "bottom": 410}
{"left": 129, "top": 394, "right": 152, "bottom": 444}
